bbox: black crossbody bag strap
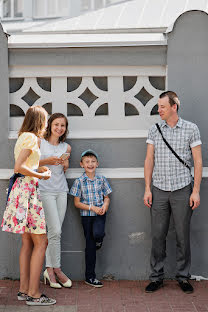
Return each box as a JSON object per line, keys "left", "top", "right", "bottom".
{"left": 156, "top": 123, "right": 191, "bottom": 171}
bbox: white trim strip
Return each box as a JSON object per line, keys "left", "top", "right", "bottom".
{"left": 1, "top": 168, "right": 208, "bottom": 180}
{"left": 0, "top": 168, "right": 144, "bottom": 179}
{"left": 8, "top": 33, "right": 167, "bottom": 49}
{"left": 9, "top": 130, "right": 149, "bottom": 139}
{"left": 9, "top": 65, "right": 166, "bottom": 78}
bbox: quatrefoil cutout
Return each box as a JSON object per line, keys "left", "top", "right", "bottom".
{"left": 78, "top": 88, "right": 98, "bottom": 107}
{"left": 21, "top": 88, "right": 40, "bottom": 106}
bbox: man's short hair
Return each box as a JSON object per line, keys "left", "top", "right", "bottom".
{"left": 159, "top": 91, "right": 180, "bottom": 110}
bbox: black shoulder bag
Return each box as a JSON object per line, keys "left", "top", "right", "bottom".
{"left": 156, "top": 123, "right": 191, "bottom": 171}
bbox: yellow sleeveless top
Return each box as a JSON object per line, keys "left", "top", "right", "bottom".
{"left": 14, "top": 132, "right": 40, "bottom": 170}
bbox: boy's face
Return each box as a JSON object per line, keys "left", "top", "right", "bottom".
{"left": 80, "top": 156, "right": 98, "bottom": 174}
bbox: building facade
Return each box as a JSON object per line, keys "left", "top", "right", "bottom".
{"left": 0, "top": 0, "right": 208, "bottom": 280}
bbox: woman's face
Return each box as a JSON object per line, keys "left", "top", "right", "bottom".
{"left": 51, "top": 117, "right": 66, "bottom": 138}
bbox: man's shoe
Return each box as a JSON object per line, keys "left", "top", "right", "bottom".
{"left": 145, "top": 280, "right": 163, "bottom": 293}
{"left": 178, "top": 280, "right": 193, "bottom": 294}
{"left": 85, "top": 278, "right": 103, "bottom": 288}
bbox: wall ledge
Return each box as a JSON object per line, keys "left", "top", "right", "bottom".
{"left": 0, "top": 168, "right": 207, "bottom": 179}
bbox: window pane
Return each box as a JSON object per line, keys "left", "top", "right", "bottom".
{"left": 94, "top": 0, "right": 103, "bottom": 10}
{"left": 82, "top": 0, "right": 91, "bottom": 11}
{"left": 107, "top": 0, "right": 123, "bottom": 4}
{"left": 34, "top": 0, "right": 45, "bottom": 17}
{"left": 58, "top": 0, "right": 69, "bottom": 16}
{"left": 14, "top": 0, "right": 23, "bottom": 17}
{"left": 3, "top": 0, "right": 11, "bottom": 18}
{"left": 47, "top": 0, "right": 56, "bottom": 16}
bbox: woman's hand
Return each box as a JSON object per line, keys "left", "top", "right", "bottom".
{"left": 41, "top": 170, "right": 51, "bottom": 180}
{"left": 43, "top": 156, "right": 63, "bottom": 166}
{"left": 37, "top": 166, "right": 49, "bottom": 173}
{"left": 63, "top": 159, "right": 69, "bottom": 172}
{"left": 38, "top": 166, "right": 51, "bottom": 180}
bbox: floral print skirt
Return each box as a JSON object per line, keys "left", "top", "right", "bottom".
{"left": 1, "top": 176, "right": 46, "bottom": 234}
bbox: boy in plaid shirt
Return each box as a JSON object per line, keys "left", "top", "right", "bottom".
{"left": 70, "top": 149, "right": 112, "bottom": 287}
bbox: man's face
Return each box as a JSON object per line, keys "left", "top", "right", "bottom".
{"left": 158, "top": 96, "right": 177, "bottom": 121}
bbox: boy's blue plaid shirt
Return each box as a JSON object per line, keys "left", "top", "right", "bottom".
{"left": 70, "top": 173, "right": 112, "bottom": 216}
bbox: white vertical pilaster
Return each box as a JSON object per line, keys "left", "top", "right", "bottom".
{"left": 108, "top": 76, "right": 124, "bottom": 119}
{"left": 51, "top": 77, "right": 67, "bottom": 116}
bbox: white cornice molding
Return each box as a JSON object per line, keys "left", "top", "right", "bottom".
{"left": 8, "top": 33, "right": 167, "bottom": 49}
{"left": 9, "top": 65, "right": 166, "bottom": 78}
{"left": 1, "top": 168, "right": 208, "bottom": 180}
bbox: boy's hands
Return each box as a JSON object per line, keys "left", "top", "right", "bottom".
{"left": 91, "top": 206, "right": 102, "bottom": 215}
{"left": 100, "top": 204, "right": 108, "bottom": 215}
{"left": 91, "top": 204, "right": 108, "bottom": 215}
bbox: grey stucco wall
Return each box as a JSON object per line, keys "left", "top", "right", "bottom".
{"left": 7, "top": 138, "right": 147, "bottom": 169}
{"left": 166, "top": 10, "right": 208, "bottom": 277}
{"left": 2, "top": 177, "right": 208, "bottom": 280}
{"left": 167, "top": 10, "right": 208, "bottom": 165}
{"left": 9, "top": 46, "right": 167, "bottom": 66}
{"left": 0, "top": 26, "right": 9, "bottom": 168}
{"left": 63, "top": 178, "right": 208, "bottom": 280}
{"left": 0, "top": 25, "right": 12, "bottom": 279}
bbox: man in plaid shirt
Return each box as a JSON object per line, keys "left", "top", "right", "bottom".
{"left": 70, "top": 149, "right": 112, "bottom": 288}
{"left": 144, "top": 91, "right": 202, "bottom": 294}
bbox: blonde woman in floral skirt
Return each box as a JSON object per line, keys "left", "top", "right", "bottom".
{"left": 1, "top": 106, "right": 56, "bottom": 306}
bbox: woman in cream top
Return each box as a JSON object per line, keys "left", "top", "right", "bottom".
{"left": 1, "top": 106, "right": 56, "bottom": 306}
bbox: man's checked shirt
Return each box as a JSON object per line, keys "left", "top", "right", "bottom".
{"left": 146, "top": 118, "right": 202, "bottom": 192}
{"left": 70, "top": 172, "right": 112, "bottom": 216}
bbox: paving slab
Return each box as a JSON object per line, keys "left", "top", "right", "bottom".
{"left": 0, "top": 279, "right": 208, "bottom": 312}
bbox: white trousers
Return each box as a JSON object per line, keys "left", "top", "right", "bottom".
{"left": 40, "top": 191, "right": 67, "bottom": 268}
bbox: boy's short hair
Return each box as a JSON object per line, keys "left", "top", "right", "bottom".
{"left": 81, "top": 149, "right": 99, "bottom": 161}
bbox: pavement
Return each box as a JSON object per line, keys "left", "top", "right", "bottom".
{"left": 0, "top": 279, "right": 208, "bottom": 312}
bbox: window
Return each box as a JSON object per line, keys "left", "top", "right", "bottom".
{"left": 81, "top": 0, "right": 124, "bottom": 12}
{"left": 33, "top": 0, "right": 69, "bottom": 18}
{"left": 1, "top": 0, "right": 23, "bottom": 19}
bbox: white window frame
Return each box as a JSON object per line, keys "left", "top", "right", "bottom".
{"left": 82, "top": 0, "right": 107, "bottom": 11}
{"left": 33, "top": 0, "right": 63, "bottom": 19}
{"left": 0, "top": 0, "right": 24, "bottom": 20}
{"left": 82, "top": 0, "right": 124, "bottom": 12}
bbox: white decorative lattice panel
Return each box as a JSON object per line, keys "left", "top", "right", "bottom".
{"left": 9, "top": 66, "right": 166, "bottom": 138}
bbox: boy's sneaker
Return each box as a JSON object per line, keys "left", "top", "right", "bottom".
{"left": 96, "top": 242, "right": 102, "bottom": 250}
{"left": 85, "top": 278, "right": 103, "bottom": 288}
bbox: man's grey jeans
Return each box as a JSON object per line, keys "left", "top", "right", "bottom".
{"left": 150, "top": 184, "right": 192, "bottom": 282}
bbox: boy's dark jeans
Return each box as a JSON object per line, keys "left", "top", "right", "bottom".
{"left": 81, "top": 214, "right": 106, "bottom": 280}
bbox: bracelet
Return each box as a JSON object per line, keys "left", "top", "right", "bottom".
{"left": 89, "top": 205, "right": 92, "bottom": 211}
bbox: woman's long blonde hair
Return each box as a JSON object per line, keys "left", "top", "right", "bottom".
{"left": 18, "top": 106, "right": 48, "bottom": 137}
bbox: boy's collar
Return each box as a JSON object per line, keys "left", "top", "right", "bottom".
{"left": 83, "top": 172, "right": 97, "bottom": 181}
